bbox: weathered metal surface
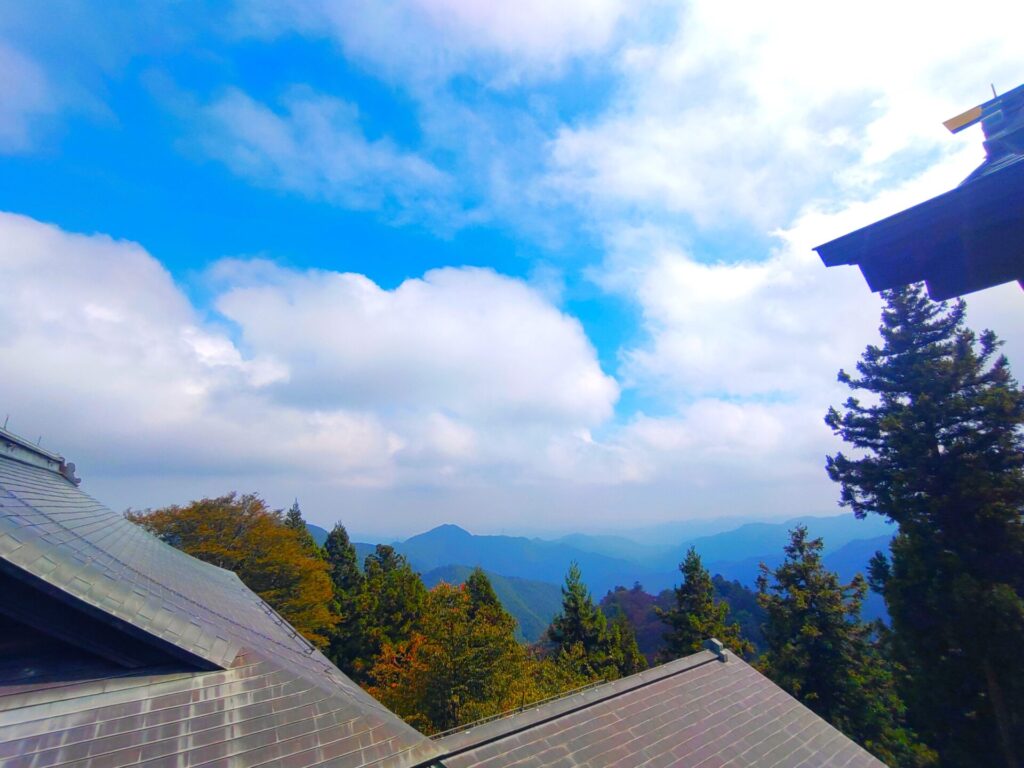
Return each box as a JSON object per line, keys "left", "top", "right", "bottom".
{"left": 431, "top": 650, "right": 887, "bottom": 768}
{"left": 0, "top": 451, "right": 441, "bottom": 768}
{"left": 0, "top": 434, "right": 887, "bottom": 768}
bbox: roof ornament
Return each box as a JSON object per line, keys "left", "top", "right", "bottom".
{"left": 704, "top": 637, "right": 728, "bottom": 662}
{"left": 0, "top": 424, "right": 82, "bottom": 484}
{"left": 60, "top": 460, "right": 82, "bottom": 486}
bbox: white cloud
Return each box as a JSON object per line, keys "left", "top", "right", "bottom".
{"left": 199, "top": 87, "right": 456, "bottom": 219}
{"left": 546, "top": 0, "right": 1024, "bottom": 228}
{"left": 609, "top": 144, "right": 994, "bottom": 401}
{"left": 0, "top": 212, "right": 619, "bottom": 513}
{"left": 213, "top": 259, "right": 617, "bottom": 427}
{"left": 0, "top": 42, "right": 56, "bottom": 153}
{"left": 240, "top": 0, "right": 634, "bottom": 85}
{"left": 583, "top": 146, "right": 1024, "bottom": 519}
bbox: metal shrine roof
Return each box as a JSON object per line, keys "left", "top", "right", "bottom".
{"left": 816, "top": 83, "right": 1024, "bottom": 300}
{"left": 0, "top": 435, "right": 440, "bottom": 768}
{"left": 426, "top": 644, "right": 886, "bottom": 768}
{"left": 0, "top": 430, "right": 888, "bottom": 767}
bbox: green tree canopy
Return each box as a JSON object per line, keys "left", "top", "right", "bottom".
{"left": 349, "top": 544, "right": 427, "bottom": 682}
{"left": 658, "top": 547, "right": 753, "bottom": 660}
{"left": 826, "top": 285, "right": 1024, "bottom": 767}
{"left": 324, "top": 522, "right": 363, "bottom": 594}
{"left": 126, "top": 493, "right": 336, "bottom": 648}
{"left": 465, "top": 566, "right": 501, "bottom": 615}
{"left": 369, "top": 577, "right": 528, "bottom": 734}
{"left": 758, "top": 527, "right": 932, "bottom": 767}
{"left": 607, "top": 613, "right": 647, "bottom": 676}
{"left": 284, "top": 499, "right": 320, "bottom": 554}
{"left": 546, "top": 562, "right": 639, "bottom": 680}
{"left": 323, "top": 522, "right": 364, "bottom": 674}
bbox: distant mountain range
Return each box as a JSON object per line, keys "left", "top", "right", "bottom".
{"left": 366, "top": 514, "right": 891, "bottom": 593}
{"left": 306, "top": 513, "right": 895, "bottom": 639}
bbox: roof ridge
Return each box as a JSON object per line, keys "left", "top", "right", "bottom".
{"left": 0, "top": 426, "right": 80, "bottom": 485}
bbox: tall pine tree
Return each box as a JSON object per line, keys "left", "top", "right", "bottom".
{"left": 757, "top": 527, "right": 931, "bottom": 766}
{"left": 284, "top": 499, "right": 320, "bottom": 555}
{"left": 350, "top": 544, "right": 427, "bottom": 683}
{"left": 826, "top": 285, "right": 1024, "bottom": 767}
{"left": 657, "top": 547, "right": 753, "bottom": 660}
{"left": 323, "top": 522, "right": 364, "bottom": 675}
{"left": 546, "top": 562, "right": 640, "bottom": 680}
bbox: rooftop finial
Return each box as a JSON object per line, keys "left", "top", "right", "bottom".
{"left": 704, "top": 637, "right": 727, "bottom": 662}
{"left": 0, "top": 425, "right": 80, "bottom": 485}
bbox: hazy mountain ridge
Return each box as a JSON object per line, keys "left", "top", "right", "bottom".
{"left": 308, "top": 514, "right": 894, "bottom": 629}
{"left": 307, "top": 523, "right": 329, "bottom": 546}
{"left": 318, "top": 513, "right": 890, "bottom": 587}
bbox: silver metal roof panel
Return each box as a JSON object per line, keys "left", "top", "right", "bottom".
{"left": 0, "top": 451, "right": 440, "bottom": 768}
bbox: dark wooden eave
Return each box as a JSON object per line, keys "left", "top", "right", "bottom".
{"left": 816, "top": 155, "right": 1024, "bottom": 300}
{"left": 816, "top": 83, "right": 1024, "bottom": 300}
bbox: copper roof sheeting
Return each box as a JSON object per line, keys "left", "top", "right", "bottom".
{"left": 0, "top": 448, "right": 440, "bottom": 768}
{"left": 429, "top": 650, "right": 886, "bottom": 768}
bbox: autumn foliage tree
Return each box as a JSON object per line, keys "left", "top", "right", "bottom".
{"left": 126, "top": 493, "right": 336, "bottom": 648}
{"left": 368, "top": 572, "right": 529, "bottom": 733}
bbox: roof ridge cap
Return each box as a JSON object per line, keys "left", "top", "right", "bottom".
{"left": 0, "top": 427, "right": 80, "bottom": 485}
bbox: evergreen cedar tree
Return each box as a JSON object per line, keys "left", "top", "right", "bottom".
{"left": 322, "top": 522, "right": 364, "bottom": 675}
{"left": 657, "top": 547, "right": 754, "bottom": 660}
{"left": 349, "top": 544, "right": 427, "bottom": 683}
{"left": 826, "top": 284, "right": 1024, "bottom": 768}
{"left": 546, "top": 562, "right": 646, "bottom": 681}
{"left": 757, "top": 527, "right": 933, "bottom": 767}
{"left": 126, "top": 493, "right": 336, "bottom": 648}
{"left": 285, "top": 499, "right": 321, "bottom": 555}
{"left": 601, "top": 579, "right": 765, "bottom": 662}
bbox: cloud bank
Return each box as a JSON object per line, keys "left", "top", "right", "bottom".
{"left": 0, "top": 212, "right": 620, "bottom": 516}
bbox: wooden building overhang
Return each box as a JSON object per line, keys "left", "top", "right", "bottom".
{"left": 816, "top": 83, "right": 1024, "bottom": 300}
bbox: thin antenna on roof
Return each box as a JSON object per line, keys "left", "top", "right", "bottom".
{"left": 992, "top": 83, "right": 998, "bottom": 98}
{"left": 2, "top": 415, "right": 8, "bottom": 430}
{"left": 37, "top": 436, "right": 42, "bottom": 446}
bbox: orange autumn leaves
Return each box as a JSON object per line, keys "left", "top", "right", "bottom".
{"left": 127, "top": 493, "right": 336, "bottom": 647}
{"left": 366, "top": 578, "right": 534, "bottom": 734}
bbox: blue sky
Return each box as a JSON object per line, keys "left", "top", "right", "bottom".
{"left": 1, "top": 1, "right": 1021, "bottom": 537}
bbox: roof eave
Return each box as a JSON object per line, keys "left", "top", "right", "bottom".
{"left": 815, "top": 155, "right": 1024, "bottom": 300}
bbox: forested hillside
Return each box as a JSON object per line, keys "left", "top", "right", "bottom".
{"left": 324, "top": 512, "right": 893, "bottom": 599}
{"left": 130, "top": 286, "right": 1024, "bottom": 766}
{"left": 421, "top": 565, "right": 562, "bottom": 642}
